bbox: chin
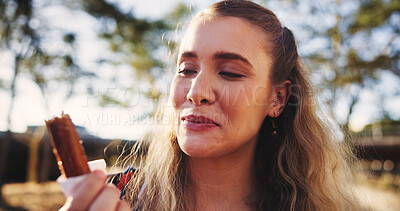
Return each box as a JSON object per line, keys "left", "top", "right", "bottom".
{"left": 177, "top": 136, "right": 220, "bottom": 158}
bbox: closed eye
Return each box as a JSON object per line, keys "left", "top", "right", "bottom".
{"left": 219, "top": 72, "right": 245, "bottom": 79}
{"left": 178, "top": 69, "right": 197, "bottom": 76}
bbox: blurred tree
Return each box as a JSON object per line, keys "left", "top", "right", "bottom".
{"left": 73, "top": 0, "right": 190, "bottom": 106}
{"left": 326, "top": 0, "right": 398, "bottom": 130}
{"left": 266, "top": 0, "right": 400, "bottom": 131}
{"left": 0, "top": 0, "right": 95, "bottom": 185}
{"left": 0, "top": 0, "right": 190, "bottom": 129}
{"left": 0, "top": 0, "right": 94, "bottom": 130}
{"left": 0, "top": 0, "right": 189, "bottom": 184}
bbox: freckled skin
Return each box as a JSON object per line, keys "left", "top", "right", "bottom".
{"left": 171, "top": 17, "right": 275, "bottom": 159}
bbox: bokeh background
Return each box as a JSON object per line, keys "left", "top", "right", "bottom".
{"left": 0, "top": 0, "right": 399, "bottom": 210}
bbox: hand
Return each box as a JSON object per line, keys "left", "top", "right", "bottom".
{"left": 59, "top": 170, "right": 131, "bottom": 211}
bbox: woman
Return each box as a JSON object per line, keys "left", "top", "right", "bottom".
{"left": 61, "top": 1, "right": 358, "bottom": 210}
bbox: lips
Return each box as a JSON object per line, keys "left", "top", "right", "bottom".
{"left": 181, "top": 114, "right": 220, "bottom": 131}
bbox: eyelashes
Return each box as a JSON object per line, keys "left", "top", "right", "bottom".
{"left": 178, "top": 62, "right": 197, "bottom": 76}
{"left": 219, "top": 72, "right": 245, "bottom": 78}
{"left": 178, "top": 68, "right": 245, "bottom": 79}
{"left": 178, "top": 68, "right": 196, "bottom": 75}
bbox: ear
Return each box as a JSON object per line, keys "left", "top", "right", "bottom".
{"left": 267, "top": 80, "right": 291, "bottom": 118}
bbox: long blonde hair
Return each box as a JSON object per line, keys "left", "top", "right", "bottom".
{"left": 124, "top": 1, "right": 358, "bottom": 210}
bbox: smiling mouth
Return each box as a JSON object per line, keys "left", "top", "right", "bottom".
{"left": 181, "top": 115, "right": 220, "bottom": 130}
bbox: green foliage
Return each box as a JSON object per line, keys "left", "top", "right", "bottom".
{"left": 349, "top": 0, "right": 400, "bottom": 34}
{"left": 75, "top": 0, "right": 189, "bottom": 102}
{"left": 0, "top": 0, "right": 94, "bottom": 129}
{"left": 0, "top": 0, "right": 94, "bottom": 91}
{"left": 2, "top": 0, "right": 396, "bottom": 133}
{"left": 0, "top": 0, "right": 190, "bottom": 130}
{"left": 293, "top": 0, "right": 400, "bottom": 128}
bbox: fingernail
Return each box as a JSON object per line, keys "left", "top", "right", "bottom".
{"left": 94, "top": 170, "right": 105, "bottom": 179}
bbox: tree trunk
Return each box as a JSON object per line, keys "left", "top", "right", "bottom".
{"left": 0, "top": 54, "right": 20, "bottom": 194}
{"left": 6, "top": 55, "right": 21, "bottom": 131}
{"left": 39, "top": 135, "right": 52, "bottom": 182}
{"left": 26, "top": 127, "right": 46, "bottom": 182}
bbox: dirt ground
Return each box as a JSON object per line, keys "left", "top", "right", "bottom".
{"left": 1, "top": 182, "right": 65, "bottom": 211}
{"left": 1, "top": 182, "right": 399, "bottom": 211}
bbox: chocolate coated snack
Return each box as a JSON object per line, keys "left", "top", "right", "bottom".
{"left": 45, "top": 113, "right": 90, "bottom": 177}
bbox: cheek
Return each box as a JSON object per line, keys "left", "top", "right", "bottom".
{"left": 221, "top": 85, "right": 269, "bottom": 126}
{"left": 220, "top": 84, "right": 269, "bottom": 111}
{"left": 170, "top": 77, "right": 189, "bottom": 109}
{"left": 252, "top": 85, "right": 271, "bottom": 107}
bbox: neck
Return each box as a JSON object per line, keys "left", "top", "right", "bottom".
{"left": 186, "top": 140, "right": 256, "bottom": 210}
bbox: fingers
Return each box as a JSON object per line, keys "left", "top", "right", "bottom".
{"left": 67, "top": 170, "right": 107, "bottom": 210}
{"left": 88, "top": 184, "right": 122, "bottom": 211}
{"left": 59, "top": 197, "right": 73, "bottom": 211}
{"left": 59, "top": 170, "right": 130, "bottom": 211}
{"left": 116, "top": 200, "right": 131, "bottom": 211}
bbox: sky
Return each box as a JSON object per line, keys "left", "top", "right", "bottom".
{"left": 1, "top": 0, "right": 398, "bottom": 140}
{"left": 0, "top": 0, "right": 215, "bottom": 140}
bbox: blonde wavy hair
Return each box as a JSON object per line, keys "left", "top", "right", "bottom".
{"left": 123, "top": 1, "right": 359, "bottom": 210}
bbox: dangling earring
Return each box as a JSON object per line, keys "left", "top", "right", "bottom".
{"left": 271, "top": 112, "right": 278, "bottom": 136}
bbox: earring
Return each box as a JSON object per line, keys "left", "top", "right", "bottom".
{"left": 271, "top": 112, "right": 278, "bottom": 136}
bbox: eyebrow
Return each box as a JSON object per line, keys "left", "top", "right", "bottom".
{"left": 179, "top": 51, "right": 253, "bottom": 68}
{"left": 179, "top": 51, "right": 198, "bottom": 60}
{"left": 213, "top": 51, "right": 253, "bottom": 68}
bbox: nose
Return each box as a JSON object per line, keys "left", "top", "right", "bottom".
{"left": 186, "top": 72, "right": 216, "bottom": 105}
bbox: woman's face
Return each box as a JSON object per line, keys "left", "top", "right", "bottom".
{"left": 170, "top": 16, "right": 275, "bottom": 159}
